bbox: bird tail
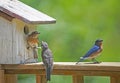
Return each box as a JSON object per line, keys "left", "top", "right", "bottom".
{"left": 76, "top": 57, "right": 84, "bottom": 64}
{"left": 46, "top": 67, "right": 51, "bottom": 81}
{"left": 80, "top": 57, "right": 84, "bottom": 61}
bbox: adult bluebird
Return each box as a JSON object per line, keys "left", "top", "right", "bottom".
{"left": 76, "top": 39, "right": 103, "bottom": 64}
{"left": 41, "top": 41, "right": 53, "bottom": 81}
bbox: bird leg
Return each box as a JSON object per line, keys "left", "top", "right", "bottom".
{"left": 33, "top": 47, "right": 38, "bottom": 62}
{"left": 76, "top": 58, "right": 84, "bottom": 64}
{"left": 76, "top": 61, "right": 80, "bottom": 64}
{"left": 92, "top": 58, "right": 101, "bottom": 64}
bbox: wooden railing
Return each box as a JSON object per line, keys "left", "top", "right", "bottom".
{"left": 0, "top": 62, "right": 120, "bottom": 83}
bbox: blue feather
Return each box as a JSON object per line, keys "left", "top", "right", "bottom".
{"left": 82, "top": 45, "right": 100, "bottom": 59}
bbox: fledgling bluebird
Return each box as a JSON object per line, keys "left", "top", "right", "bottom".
{"left": 27, "top": 31, "right": 40, "bottom": 60}
{"left": 76, "top": 39, "right": 103, "bottom": 64}
{"left": 41, "top": 41, "right": 53, "bottom": 81}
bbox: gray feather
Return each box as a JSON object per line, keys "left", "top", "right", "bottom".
{"left": 41, "top": 41, "right": 53, "bottom": 81}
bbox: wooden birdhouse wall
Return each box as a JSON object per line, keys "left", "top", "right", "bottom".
{"left": 0, "top": 17, "right": 37, "bottom": 64}
{"left": 0, "top": 0, "right": 56, "bottom": 64}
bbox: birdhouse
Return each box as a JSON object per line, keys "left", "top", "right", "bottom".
{"left": 0, "top": 0, "right": 56, "bottom": 64}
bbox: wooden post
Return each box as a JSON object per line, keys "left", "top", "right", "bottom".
{"left": 72, "top": 75, "right": 84, "bottom": 83}
{"left": 36, "top": 74, "right": 47, "bottom": 83}
{"left": 5, "top": 74, "right": 17, "bottom": 83}
{"left": 0, "top": 70, "right": 5, "bottom": 83}
{"left": 110, "top": 76, "right": 120, "bottom": 83}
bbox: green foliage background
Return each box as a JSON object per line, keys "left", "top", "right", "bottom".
{"left": 19, "top": 0, "right": 120, "bottom": 83}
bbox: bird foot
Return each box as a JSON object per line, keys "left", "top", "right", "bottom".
{"left": 93, "top": 61, "right": 101, "bottom": 64}
{"left": 76, "top": 62, "right": 79, "bottom": 64}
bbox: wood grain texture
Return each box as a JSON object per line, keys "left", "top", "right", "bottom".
{"left": 0, "top": 17, "right": 38, "bottom": 64}
{"left": 73, "top": 75, "right": 84, "bottom": 83}
{"left": 1, "top": 62, "right": 120, "bottom": 75}
{"left": 0, "top": 0, "right": 56, "bottom": 24}
{"left": 0, "top": 17, "right": 14, "bottom": 64}
{"left": 2, "top": 62, "right": 120, "bottom": 71}
{"left": 36, "top": 75, "right": 47, "bottom": 83}
{"left": 0, "top": 62, "right": 120, "bottom": 83}
{"left": 110, "top": 76, "right": 120, "bottom": 83}
{"left": 0, "top": 70, "right": 4, "bottom": 83}
{"left": 5, "top": 74, "right": 17, "bottom": 83}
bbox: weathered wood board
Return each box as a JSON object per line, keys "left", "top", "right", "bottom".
{"left": 0, "top": 17, "right": 38, "bottom": 64}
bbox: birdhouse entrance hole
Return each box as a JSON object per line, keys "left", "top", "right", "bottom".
{"left": 24, "top": 25, "right": 29, "bottom": 35}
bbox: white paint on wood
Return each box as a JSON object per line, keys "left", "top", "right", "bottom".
{"left": 0, "top": 17, "right": 13, "bottom": 64}
{"left": 0, "top": 17, "right": 38, "bottom": 64}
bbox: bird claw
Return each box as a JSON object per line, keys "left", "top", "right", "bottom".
{"left": 93, "top": 61, "right": 101, "bottom": 64}
{"left": 76, "top": 62, "right": 79, "bottom": 64}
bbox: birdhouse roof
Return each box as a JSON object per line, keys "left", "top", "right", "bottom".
{"left": 0, "top": 0, "right": 56, "bottom": 24}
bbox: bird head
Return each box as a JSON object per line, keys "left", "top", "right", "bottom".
{"left": 95, "top": 39, "right": 103, "bottom": 46}
{"left": 32, "top": 31, "right": 40, "bottom": 34}
{"left": 30, "top": 31, "right": 40, "bottom": 38}
{"left": 41, "top": 41, "right": 48, "bottom": 50}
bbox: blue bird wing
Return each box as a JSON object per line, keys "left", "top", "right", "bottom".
{"left": 82, "top": 45, "right": 100, "bottom": 59}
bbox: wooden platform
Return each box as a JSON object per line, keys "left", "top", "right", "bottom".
{"left": 0, "top": 62, "right": 120, "bottom": 83}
